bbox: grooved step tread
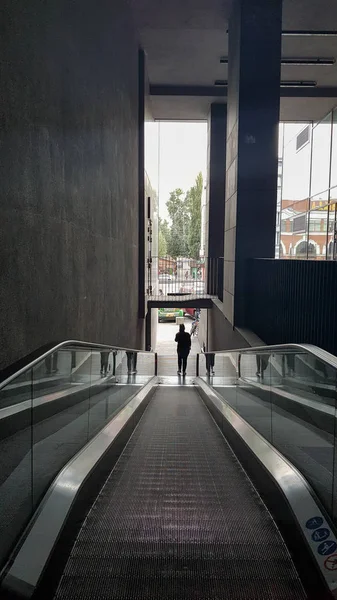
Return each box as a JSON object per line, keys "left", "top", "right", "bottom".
{"left": 55, "top": 387, "right": 305, "bottom": 600}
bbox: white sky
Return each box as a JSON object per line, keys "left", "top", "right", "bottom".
{"left": 145, "top": 120, "right": 316, "bottom": 222}
{"left": 157, "top": 122, "right": 208, "bottom": 221}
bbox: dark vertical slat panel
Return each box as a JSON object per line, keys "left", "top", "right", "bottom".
{"left": 317, "top": 262, "right": 324, "bottom": 348}
{"left": 296, "top": 261, "right": 304, "bottom": 344}
{"left": 246, "top": 259, "right": 337, "bottom": 355}
{"left": 304, "top": 261, "right": 311, "bottom": 344}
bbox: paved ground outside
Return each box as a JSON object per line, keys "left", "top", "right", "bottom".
{"left": 155, "top": 319, "right": 200, "bottom": 376}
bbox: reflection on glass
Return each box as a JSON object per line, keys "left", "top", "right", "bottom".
{"left": 32, "top": 349, "right": 92, "bottom": 507}
{"left": 0, "top": 370, "right": 33, "bottom": 408}
{"left": 310, "top": 191, "right": 329, "bottom": 211}
{"left": 282, "top": 125, "right": 311, "bottom": 202}
{"left": 0, "top": 369, "right": 33, "bottom": 567}
{"left": 271, "top": 351, "right": 335, "bottom": 517}
{"left": 327, "top": 203, "right": 336, "bottom": 260}
{"left": 0, "top": 343, "right": 154, "bottom": 570}
{"left": 280, "top": 202, "right": 309, "bottom": 259}
{"left": 89, "top": 350, "right": 120, "bottom": 438}
{"left": 278, "top": 115, "right": 337, "bottom": 261}
{"left": 310, "top": 113, "right": 332, "bottom": 198}
{"left": 280, "top": 193, "right": 331, "bottom": 260}
{"left": 202, "top": 347, "right": 337, "bottom": 524}
{"left": 238, "top": 352, "right": 272, "bottom": 442}
{"left": 307, "top": 201, "right": 329, "bottom": 259}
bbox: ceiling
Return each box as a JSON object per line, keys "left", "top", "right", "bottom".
{"left": 131, "top": 0, "right": 337, "bottom": 121}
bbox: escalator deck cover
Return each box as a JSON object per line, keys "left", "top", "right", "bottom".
{"left": 55, "top": 387, "right": 305, "bottom": 600}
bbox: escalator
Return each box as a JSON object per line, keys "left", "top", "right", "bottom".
{"left": 53, "top": 386, "right": 305, "bottom": 600}
{"left": 1, "top": 342, "right": 337, "bottom": 599}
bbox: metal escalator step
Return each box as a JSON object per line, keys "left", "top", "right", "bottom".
{"left": 54, "top": 387, "right": 306, "bottom": 600}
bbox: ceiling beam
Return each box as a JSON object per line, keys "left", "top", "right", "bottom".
{"left": 282, "top": 30, "right": 337, "bottom": 36}
{"left": 150, "top": 85, "right": 227, "bottom": 97}
{"left": 220, "top": 56, "right": 336, "bottom": 66}
{"left": 281, "top": 87, "right": 337, "bottom": 97}
{"left": 150, "top": 85, "right": 337, "bottom": 98}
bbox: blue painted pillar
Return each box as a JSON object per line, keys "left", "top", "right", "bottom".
{"left": 224, "top": 0, "right": 282, "bottom": 325}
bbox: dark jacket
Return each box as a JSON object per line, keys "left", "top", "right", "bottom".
{"left": 175, "top": 331, "right": 191, "bottom": 355}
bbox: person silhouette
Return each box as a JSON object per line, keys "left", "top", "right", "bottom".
{"left": 175, "top": 324, "right": 191, "bottom": 376}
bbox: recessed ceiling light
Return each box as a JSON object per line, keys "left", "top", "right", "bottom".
{"left": 220, "top": 56, "right": 335, "bottom": 66}
{"left": 214, "top": 76, "right": 316, "bottom": 87}
{"left": 280, "top": 80, "right": 317, "bottom": 87}
{"left": 282, "top": 57, "right": 335, "bottom": 65}
{"left": 227, "top": 30, "right": 337, "bottom": 36}
{"left": 282, "top": 30, "right": 337, "bottom": 36}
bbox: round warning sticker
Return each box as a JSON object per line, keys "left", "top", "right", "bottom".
{"left": 312, "top": 528, "right": 330, "bottom": 543}
{"left": 318, "top": 541, "right": 337, "bottom": 556}
{"left": 324, "top": 554, "right": 337, "bottom": 571}
{"left": 306, "top": 517, "right": 324, "bottom": 530}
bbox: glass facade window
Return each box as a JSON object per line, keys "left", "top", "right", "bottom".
{"left": 310, "top": 191, "right": 329, "bottom": 209}
{"left": 282, "top": 126, "right": 311, "bottom": 202}
{"left": 310, "top": 113, "right": 332, "bottom": 198}
{"left": 327, "top": 203, "right": 337, "bottom": 260}
{"left": 295, "top": 241, "right": 309, "bottom": 258}
{"left": 293, "top": 214, "right": 306, "bottom": 233}
{"left": 309, "top": 219, "right": 325, "bottom": 233}
{"left": 331, "top": 186, "right": 337, "bottom": 205}
{"left": 278, "top": 107, "right": 337, "bottom": 261}
{"left": 330, "top": 110, "right": 337, "bottom": 189}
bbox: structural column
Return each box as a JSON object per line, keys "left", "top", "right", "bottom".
{"left": 138, "top": 49, "right": 146, "bottom": 318}
{"left": 223, "top": 0, "right": 282, "bottom": 325}
{"left": 206, "top": 103, "right": 227, "bottom": 300}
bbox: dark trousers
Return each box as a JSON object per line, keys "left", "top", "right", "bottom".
{"left": 256, "top": 354, "right": 269, "bottom": 378}
{"left": 45, "top": 352, "right": 58, "bottom": 374}
{"left": 282, "top": 353, "right": 295, "bottom": 376}
{"left": 126, "top": 352, "right": 137, "bottom": 372}
{"left": 100, "top": 352, "right": 109, "bottom": 375}
{"left": 205, "top": 353, "right": 215, "bottom": 372}
{"left": 112, "top": 351, "right": 117, "bottom": 375}
{"left": 178, "top": 352, "right": 188, "bottom": 373}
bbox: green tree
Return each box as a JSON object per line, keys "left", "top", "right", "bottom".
{"left": 166, "top": 188, "right": 190, "bottom": 258}
{"left": 159, "top": 218, "right": 170, "bottom": 243}
{"left": 186, "top": 172, "right": 203, "bottom": 259}
{"left": 158, "top": 218, "right": 169, "bottom": 257}
{"left": 158, "top": 229, "right": 167, "bottom": 257}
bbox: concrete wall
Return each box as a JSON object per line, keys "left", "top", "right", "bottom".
{"left": 0, "top": 0, "right": 143, "bottom": 369}
{"left": 201, "top": 301, "right": 250, "bottom": 352}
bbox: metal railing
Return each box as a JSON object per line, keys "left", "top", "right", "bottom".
{"left": 147, "top": 256, "right": 223, "bottom": 299}
{"left": 197, "top": 342, "right": 337, "bottom": 525}
{"left": 0, "top": 340, "right": 155, "bottom": 570}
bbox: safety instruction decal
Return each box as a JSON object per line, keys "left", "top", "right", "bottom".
{"left": 306, "top": 517, "right": 323, "bottom": 530}
{"left": 317, "top": 541, "right": 337, "bottom": 556}
{"left": 324, "top": 554, "right": 337, "bottom": 571}
{"left": 305, "top": 515, "right": 337, "bottom": 568}
{"left": 311, "top": 528, "right": 330, "bottom": 543}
